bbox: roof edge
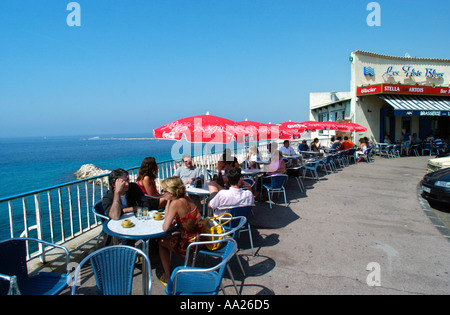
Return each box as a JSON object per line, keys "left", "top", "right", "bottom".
{"left": 352, "top": 50, "right": 450, "bottom": 63}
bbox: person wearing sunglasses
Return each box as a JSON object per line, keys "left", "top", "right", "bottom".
{"left": 173, "top": 154, "right": 204, "bottom": 185}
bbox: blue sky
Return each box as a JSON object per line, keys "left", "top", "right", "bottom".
{"left": 0, "top": 0, "right": 449, "bottom": 137}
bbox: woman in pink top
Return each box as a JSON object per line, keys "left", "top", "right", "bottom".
{"left": 137, "top": 157, "right": 167, "bottom": 209}
{"left": 265, "top": 150, "right": 286, "bottom": 175}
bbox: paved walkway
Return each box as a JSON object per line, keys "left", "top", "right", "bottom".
{"left": 62, "top": 155, "right": 450, "bottom": 295}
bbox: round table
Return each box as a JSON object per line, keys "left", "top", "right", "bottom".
{"left": 185, "top": 183, "right": 210, "bottom": 217}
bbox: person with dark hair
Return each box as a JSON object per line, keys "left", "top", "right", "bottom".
{"left": 209, "top": 168, "right": 254, "bottom": 216}
{"left": 341, "top": 136, "right": 355, "bottom": 150}
{"left": 298, "top": 140, "right": 309, "bottom": 152}
{"left": 311, "top": 138, "right": 321, "bottom": 152}
{"left": 280, "top": 140, "right": 296, "bottom": 156}
{"left": 402, "top": 128, "right": 411, "bottom": 156}
{"left": 137, "top": 157, "right": 167, "bottom": 208}
{"left": 102, "top": 168, "right": 158, "bottom": 221}
{"left": 208, "top": 149, "right": 240, "bottom": 195}
{"left": 331, "top": 137, "right": 343, "bottom": 150}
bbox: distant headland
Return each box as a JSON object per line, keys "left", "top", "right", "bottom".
{"left": 81, "top": 137, "right": 163, "bottom": 141}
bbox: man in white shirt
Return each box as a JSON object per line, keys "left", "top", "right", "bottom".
{"left": 279, "top": 140, "right": 296, "bottom": 156}
{"left": 209, "top": 168, "right": 254, "bottom": 216}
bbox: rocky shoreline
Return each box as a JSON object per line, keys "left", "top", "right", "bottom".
{"left": 74, "top": 164, "right": 110, "bottom": 186}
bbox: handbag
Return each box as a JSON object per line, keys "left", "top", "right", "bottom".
{"left": 201, "top": 213, "right": 232, "bottom": 251}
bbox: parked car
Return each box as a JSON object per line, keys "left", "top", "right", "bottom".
{"left": 421, "top": 167, "right": 450, "bottom": 204}
{"left": 427, "top": 156, "right": 450, "bottom": 173}
{"left": 436, "top": 149, "right": 450, "bottom": 158}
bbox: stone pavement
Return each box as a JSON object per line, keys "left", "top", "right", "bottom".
{"left": 61, "top": 155, "right": 450, "bottom": 295}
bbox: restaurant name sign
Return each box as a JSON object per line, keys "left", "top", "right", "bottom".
{"left": 384, "top": 66, "right": 444, "bottom": 78}
{"left": 357, "top": 84, "right": 450, "bottom": 96}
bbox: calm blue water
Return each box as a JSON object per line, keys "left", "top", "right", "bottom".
{"left": 0, "top": 133, "right": 244, "bottom": 241}
{"left": 0, "top": 133, "right": 238, "bottom": 199}
{"left": 0, "top": 134, "right": 178, "bottom": 199}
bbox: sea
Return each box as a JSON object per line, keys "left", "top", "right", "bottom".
{"left": 0, "top": 133, "right": 182, "bottom": 199}
{"left": 0, "top": 133, "right": 238, "bottom": 240}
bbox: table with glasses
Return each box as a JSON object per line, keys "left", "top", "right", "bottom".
{"left": 103, "top": 211, "right": 171, "bottom": 294}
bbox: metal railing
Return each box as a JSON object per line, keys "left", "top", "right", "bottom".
{"left": 0, "top": 145, "right": 268, "bottom": 261}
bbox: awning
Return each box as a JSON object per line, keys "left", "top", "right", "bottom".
{"left": 379, "top": 95, "right": 450, "bottom": 116}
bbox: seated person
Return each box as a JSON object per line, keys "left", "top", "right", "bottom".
{"left": 383, "top": 135, "right": 392, "bottom": 144}
{"left": 298, "top": 140, "right": 309, "bottom": 152}
{"left": 331, "top": 137, "right": 343, "bottom": 150}
{"left": 102, "top": 168, "right": 159, "bottom": 221}
{"left": 411, "top": 133, "right": 421, "bottom": 145}
{"left": 136, "top": 157, "right": 167, "bottom": 209}
{"left": 209, "top": 168, "right": 254, "bottom": 216}
{"left": 433, "top": 136, "right": 443, "bottom": 146}
{"left": 246, "top": 144, "right": 261, "bottom": 169}
{"left": 255, "top": 150, "right": 286, "bottom": 200}
{"left": 264, "top": 150, "right": 286, "bottom": 175}
{"left": 174, "top": 154, "right": 204, "bottom": 184}
{"left": 280, "top": 140, "right": 296, "bottom": 156}
{"left": 341, "top": 137, "right": 355, "bottom": 150}
{"left": 158, "top": 176, "right": 204, "bottom": 286}
{"left": 215, "top": 148, "right": 240, "bottom": 168}
{"left": 355, "top": 138, "right": 368, "bottom": 161}
{"left": 209, "top": 149, "right": 240, "bottom": 194}
{"left": 310, "top": 138, "right": 321, "bottom": 152}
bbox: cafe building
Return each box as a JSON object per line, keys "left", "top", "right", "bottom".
{"left": 310, "top": 50, "right": 450, "bottom": 143}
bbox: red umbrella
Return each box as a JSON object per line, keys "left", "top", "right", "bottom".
{"left": 235, "top": 120, "right": 299, "bottom": 141}
{"left": 339, "top": 122, "right": 367, "bottom": 132}
{"left": 234, "top": 120, "right": 268, "bottom": 141}
{"left": 275, "top": 121, "right": 306, "bottom": 140}
{"left": 153, "top": 113, "right": 238, "bottom": 143}
{"left": 276, "top": 121, "right": 307, "bottom": 134}
{"left": 319, "top": 121, "right": 341, "bottom": 131}
{"left": 300, "top": 120, "right": 323, "bottom": 131}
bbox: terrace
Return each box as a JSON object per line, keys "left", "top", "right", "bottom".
{"left": 3, "top": 152, "right": 448, "bottom": 295}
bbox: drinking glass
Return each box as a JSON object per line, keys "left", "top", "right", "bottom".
{"left": 136, "top": 207, "right": 143, "bottom": 220}
{"left": 142, "top": 207, "right": 149, "bottom": 221}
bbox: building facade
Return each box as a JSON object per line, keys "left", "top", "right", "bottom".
{"left": 310, "top": 50, "right": 450, "bottom": 143}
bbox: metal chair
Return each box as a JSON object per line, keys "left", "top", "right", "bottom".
{"left": 71, "top": 245, "right": 152, "bottom": 295}
{"left": 0, "top": 237, "right": 70, "bottom": 295}
{"left": 193, "top": 216, "right": 247, "bottom": 294}
{"left": 347, "top": 148, "right": 357, "bottom": 164}
{"left": 359, "top": 145, "right": 374, "bottom": 163}
{"left": 262, "top": 174, "right": 288, "bottom": 208}
{"left": 331, "top": 153, "right": 345, "bottom": 169}
{"left": 410, "top": 144, "right": 420, "bottom": 157}
{"left": 380, "top": 144, "right": 393, "bottom": 158}
{"left": 304, "top": 159, "right": 321, "bottom": 181}
{"left": 242, "top": 177, "right": 255, "bottom": 189}
{"left": 422, "top": 143, "right": 432, "bottom": 156}
{"left": 390, "top": 144, "right": 401, "bottom": 158}
{"left": 319, "top": 154, "right": 336, "bottom": 174}
{"left": 434, "top": 143, "right": 446, "bottom": 155}
{"left": 165, "top": 238, "right": 237, "bottom": 295}
{"left": 287, "top": 164, "right": 305, "bottom": 192}
{"left": 93, "top": 201, "right": 112, "bottom": 247}
{"left": 226, "top": 206, "right": 255, "bottom": 256}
